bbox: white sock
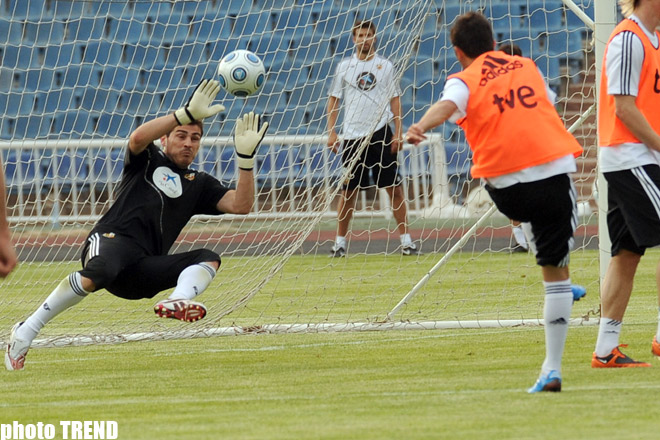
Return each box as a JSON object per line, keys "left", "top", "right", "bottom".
{"left": 541, "top": 280, "right": 573, "bottom": 375}
{"left": 168, "top": 263, "right": 216, "bottom": 301}
{"left": 335, "top": 236, "right": 346, "bottom": 249}
{"left": 18, "top": 273, "right": 89, "bottom": 343}
{"left": 512, "top": 225, "right": 528, "bottom": 249}
{"left": 595, "top": 317, "right": 622, "bottom": 357}
{"left": 400, "top": 233, "right": 412, "bottom": 246}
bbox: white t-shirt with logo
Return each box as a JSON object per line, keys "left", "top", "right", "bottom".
{"left": 328, "top": 53, "right": 401, "bottom": 140}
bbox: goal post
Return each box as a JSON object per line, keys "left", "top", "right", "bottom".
{"left": 0, "top": 0, "right": 601, "bottom": 347}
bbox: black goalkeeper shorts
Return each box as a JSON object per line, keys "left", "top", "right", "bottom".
{"left": 79, "top": 231, "right": 220, "bottom": 299}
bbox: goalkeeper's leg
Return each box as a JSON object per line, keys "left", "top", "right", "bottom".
{"left": 6, "top": 272, "right": 92, "bottom": 371}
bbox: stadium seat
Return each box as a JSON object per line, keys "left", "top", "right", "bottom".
{"left": 271, "top": 8, "right": 313, "bottom": 38}
{"left": 0, "top": 46, "right": 38, "bottom": 69}
{"left": 92, "top": 113, "right": 135, "bottom": 138}
{"left": 172, "top": 1, "right": 208, "bottom": 15}
{"left": 5, "top": 94, "right": 35, "bottom": 117}
{"left": 63, "top": 17, "right": 105, "bottom": 42}
{"left": 98, "top": 66, "right": 139, "bottom": 90}
{"left": 402, "top": 56, "right": 435, "bottom": 85}
{"left": 256, "top": 146, "right": 300, "bottom": 188}
{"left": 104, "top": 18, "right": 146, "bottom": 45}
{"left": 52, "top": 111, "right": 97, "bottom": 137}
{"left": 217, "top": 147, "right": 237, "bottom": 184}
{"left": 330, "top": 34, "right": 353, "bottom": 58}
{"left": 84, "top": 1, "right": 130, "bottom": 18}
{"left": 193, "top": 14, "right": 233, "bottom": 42}
{"left": 247, "top": 33, "right": 291, "bottom": 70}
{"left": 528, "top": 2, "right": 564, "bottom": 32}
{"left": 132, "top": 0, "right": 172, "bottom": 18}
{"left": 53, "top": 0, "right": 87, "bottom": 19}
{"left": 307, "top": 144, "right": 342, "bottom": 183}
{"left": 565, "top": 2, "right": 594, "bottom": 27}
{"left": 231, "top": 10, "right": 273, "bottom": 37}
{"left": 123, "top": 45, "right": 165, "bottom": 69}
{"left": 311, "top": 7, "right": 355, "bottom": 37}
{"left": 90, "top": 148, "right": 124, "bottom": 186}
{"left": 23, "top": 22, "right": 65, "bottom": 45}
{"left": 80, "top": 41, "right": 123, "bottom": 65}
{"left": 42, "top": 89, "right": 75, "bottom": 113}
{"left": 139, "top": 69, "right": 184, "bottom": 93}
{"left": 0, "top": 18, "right": 24, "bottom": 44}
{"left": 290, "top": 35, "right": 331, "bottom": 67}
{"left": 487, "top": 3, "right": 526, "bottom": 31}
{"left": 205, "top": 36, "right": 249, "bottom": 64}
{"left": 144, "top": 14, "right": 192, "bottom": 45}
{"left": 24, "top": 68, "right": 55, "bottom": 92}
{"left": 62, "top": 65, "right": 97, "bottom": 88}
{"left": 7, "top": 0, "right": 44, "bottom": 19}
{"left": 42, "top": 43, "right": 81, "bottom": 68}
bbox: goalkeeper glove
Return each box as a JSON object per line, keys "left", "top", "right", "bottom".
{"left": 234, "top": 112, "right": 268, "bottom": 171}
{"left": 173, "top": 79, "right": 226, "bottom": 125}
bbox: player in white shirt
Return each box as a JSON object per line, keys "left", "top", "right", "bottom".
{"left": 326, "top": 20, "right": 418, "bottom": 257}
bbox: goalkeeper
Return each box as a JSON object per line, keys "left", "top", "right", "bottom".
{"left": 406, "top": 12, "right": 582, "bottom": 393}
{"left": 5, "top": 80, "right": 268, "bottom": 371}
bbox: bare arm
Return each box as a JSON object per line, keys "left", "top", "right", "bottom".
{"left": 614, "top": 95, "right": 660, "bottom": 152}
{"left": 327, "top": 95, "right": 341, "bottom": 153}
{"left": 390, "top": 95, "right": 403, "bottom": 153}
{"left": 0, "top": 156, "right": 17, "bottom": 277}
{"left": 215, "top": 169, "right": 255, "bottom": 215}
{"left": 405, "top": 100, "right": 459, "bottom": 145}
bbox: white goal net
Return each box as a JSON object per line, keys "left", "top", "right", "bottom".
{"left": 0, "top": 0, "right": 600, "bottom": 347}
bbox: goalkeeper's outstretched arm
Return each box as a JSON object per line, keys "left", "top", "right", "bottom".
{"left": 129, "top": 79, "right": 225, "bottom": 155}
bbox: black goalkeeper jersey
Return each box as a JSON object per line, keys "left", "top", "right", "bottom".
{"left": 92, "top": 143, "right": 229, "bottom": 256}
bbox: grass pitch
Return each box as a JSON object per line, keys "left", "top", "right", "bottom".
{"left": 2, "top": 250, "right": 660, "bottom": 439}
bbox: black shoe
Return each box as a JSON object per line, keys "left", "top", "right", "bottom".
{"left": 402, "top": 243, "right": 420, "bottom": 256}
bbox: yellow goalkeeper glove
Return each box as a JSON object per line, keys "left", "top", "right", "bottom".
{"left": 234, "top": 112, "right": 268, "bottom": 171}
{"left": 174, "top": 79, "right": 225, "bottom": 125}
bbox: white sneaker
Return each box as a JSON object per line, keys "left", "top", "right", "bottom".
{"left": 154, "top": 299, "right": 207, "bottom": 323}
{"left": 5, "top": 322, "right": 31, "bottom": 371}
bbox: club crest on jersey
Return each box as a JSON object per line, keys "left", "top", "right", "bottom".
{"left": 184, "top": 173, "right": 196, "bottom": 181}
{"left": 153, "top": 166, "right": 183, "bottom": 198}
{"left": 356, "top": 72, "right": 377, "bottom": 91}
{"left": 102, "top": 232, "right": 115, "bottom": 238}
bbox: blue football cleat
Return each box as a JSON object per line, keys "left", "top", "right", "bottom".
{"left": 527, "top": 370, "right": 562, "bottom": 394}
{"left": 571, "top": 285, "right": 586, "bottom": 302}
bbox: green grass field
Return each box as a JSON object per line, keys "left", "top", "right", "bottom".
{"left": 2, "top": 250, "right": 660, "bottom": 439}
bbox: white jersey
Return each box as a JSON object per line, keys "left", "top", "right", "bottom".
{"left": 600, "top": 14, "right": 660, "bottom": 172}
{"left": 439, "top": 65, "right": 575, "bottom": 189}
{"left": 328, "top": 53, "right": 401, "bottom": 140}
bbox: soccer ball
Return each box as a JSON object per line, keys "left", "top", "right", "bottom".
{"left": 217, "top": 50, "right": 265, "bottom": 97}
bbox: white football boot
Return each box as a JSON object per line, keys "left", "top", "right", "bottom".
{"left": 5, "top": 322, "right": 31, "bottom": 371}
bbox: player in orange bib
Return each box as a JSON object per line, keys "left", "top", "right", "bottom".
{"left": 406, "top": 12, "right": 582, "bottom": 393}
{"left": 591, "top": 0, "right": 660, "bottom": 369}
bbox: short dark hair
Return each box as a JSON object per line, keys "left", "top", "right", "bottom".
{"left": 352, "top": 20, "right": 376, "bottom": 37}
{"left": 167, "top": 120, "right": 204, "bottom": 137}
{"left": 497, "top": 42, "right": 523, "bottom": 57}
{"left": 450, "top": 12, "right": 494, "bottom": 59}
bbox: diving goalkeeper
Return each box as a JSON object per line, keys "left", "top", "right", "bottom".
{"left": 5, "top": 80, "right": 268, "bottom": 371}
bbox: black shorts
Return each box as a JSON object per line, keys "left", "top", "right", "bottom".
{"left": 79, "top": 231, "right": 221, "bottom": 299}
{"left": 341, "top": 124, "right": 402, "bottom": 191}
{"left": 485, "top": 174, "right": 577, "bottom": 267}
{"left": 604, "top": 165, "right": 660, "bottom": 256}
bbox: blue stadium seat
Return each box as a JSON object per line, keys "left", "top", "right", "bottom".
{"left": 90, "top": 148, "right": 125, "bottom": 186}
{"left": 5, "top": 149, "right": 41, "bottom": 194}
{"left": 487, "top": 3, "right": 526, "bottom": 30}
{"left": 24, "top": 69, "right": 54, "bottom": 92}
{"left": 172, "top": 1, "right": 209, "bottom": 15}
{"left": 63, "top": 17, "right": 105, "bottom": 42}
{"left": 217, "top": 147, "right": 237, "bottom": 184}
{"left": 290, "top": 35, "right": 331, "bottom": 66}
{"left": 0, "top": 18, "right": 24, "bottom": 44}
{"left": 119, "top": 91, "right": 162, "bottom": 114}
{"left": 84, "top": 1, "right": 130, "bottom": 17}
{"left": 11, "top": 116, "right": 50, "bottom": 139}
{"left": 4, "top": 94, "right": 35, "bottom": 116}
{"left": 105, "top": 18, "right": 146, "bottom": 44}
{"left": 42, "top": 43, "right": 81, "bottom": 68}
{"left": 247, "top": 33, "right": 291, "bottom": 70}
{"left": 193, "top": 14, "right": 233, "bottom": 42}
{"left": 257, "top": 146, "right": 299, "bottom": 188}
{"left": 380, "top": 30, "right": 416, "bottom": 60}
{"left": 307, "top": 144, "right": 342, "bottom": 183}
{"left": 565, "top": 2, "right": 594, "bottom": 27}
{"left": 528, "top": 2, "right": 564, "bottom": 32}
{"left": 144, "top": 14, "right": 191, "bottom": 45}
{"left": 123, "top": 45, "right": 166, "bottom": 69}
{"left": 23, "top": 22, "right": 65, "bottom": 44}
{"left": 205, "top": 36, "right": 249, "bottom": 63}
{"left": 330, "top": 34, "right": 352, "bottom": 58}
{"left": 402, "top": 57, "right": 435, "bottom": 85}
{"left": 7, "top": 0, "right": 44, "bottom": 19}
{"left": 271, "top": 8, "right": 313, "bottom": 38}
{"left": 98, "top": 66, "right": 139, "bottom": 90}
{"left": 53, "top": 0, "right": 86, "bottom": 18}
{"left": 132, "top": 1, "right": 172, "bottom": 18}
{"left": 80, "top": 42, "right": 123, "bottom": 65}
{"left": 311, "top": 7, "right": 355, "bottom": 37}
{"left": 496, "top": 28, "right": 536, "bottom": 57}
{"left": 92, "top": 113, "right": 135, "bottom": 138}
{"left": 62, "top": 65, "right": 97, "bottom": 88}
{"left": 231, "top": 10, "right": 273, "bottom": 37}
{"left": 139, "top": 69, "right": 184, "bottom": 93}
{"left": 42, "top": 89, "right": 75, "bottom": 113}
{"left": 52, "top": 111, "right": 97, "bottom": 136}
{"left": 162, "top": 43, "right": 207, "bottom": 68}
{"left": 78, "top": 88, "right": 120, "bottom": 112}
{"left": 0, "top": 46, "right": 38, "bottom": 69}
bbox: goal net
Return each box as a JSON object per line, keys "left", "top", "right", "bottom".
{"left": 0, "top": 0, "right": 600, "bottom": 347}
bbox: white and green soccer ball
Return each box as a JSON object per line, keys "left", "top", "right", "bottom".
{"left": 217, "top": 49, "right": 265, "bottom": 97}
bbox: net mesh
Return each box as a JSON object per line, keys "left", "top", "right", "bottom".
{"left": 0, "top": 0, "right": 599, "bottom": 345}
